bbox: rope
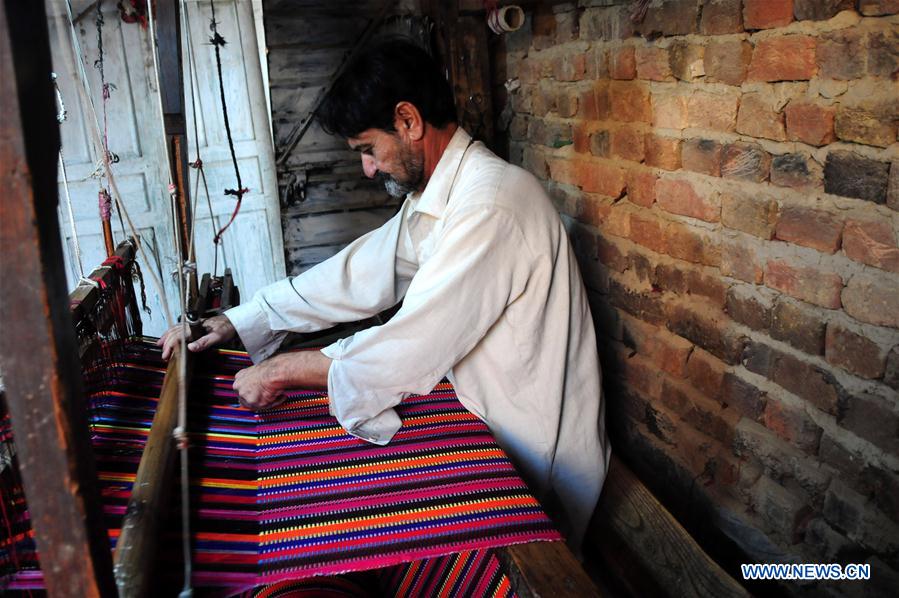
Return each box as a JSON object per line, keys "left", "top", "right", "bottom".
{"left": 52, "top": 72, "right": 85, "bottom": 278}
{"left": 209, "top": 0, "right": 248, "bottom": 245}
{"left": 60, "top": 0, "right": 175, "bottom": 326}
{"left": 182, "top": 0, "right": 219, "bottom": 276}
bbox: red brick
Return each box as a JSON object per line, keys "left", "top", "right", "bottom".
{"left": 838, "top": 393, "right": 899, "bottom": 456}
{"left": 763, "top": 400, "right": 822, "bottom": 453}
{"left": 687, "top": 90, "right": 739, "bottom": 132}
{"left": 682, "top": 139, "right": 722, "bottom": 176}
{"left": 669, "top": 41, "right": 705, "bottom": 81}
{"left": 573, "top": 121, "right": 596, "bottom": 154}
{"left": 771, "top": 153, "right": 822, "bottom": 190}
{"left": 835, "top": 104, "right": 897, "bottom": 149}
{"left": 578, "top": 81, "right": 611, "bottom": 121}
{"left": 704, "top": 40, "right": 752, "bottom": 86}
{"left": 817, "top": 29, "right": 865, "bottom": 80}
{"left": 785, "top": 102, "right": 836, "bottom": 146}
{"left": 522, "top": 146, "right": 549, "bottom": 180}
{"left": 774, "top": 206, "right": 843, "bottom": 253}
{"left": 531, "top": 85, "right": 556, "bottom": 117}
{"left": 771, "top": 352, "right": 842, "bottom": 415}
{"left": 664, "top": 223, "right": 721, "bottom": 266}
{"left": 868, "top": 25, "right": 899, "bottom": 78}
{"left": 652, "top": 91, "right": 689, "bottom": 130}
{"left": 842, "top": 273, "right": 899, "bottom": 329}
{"left": 656, "top": 179, "right": 720, "bottom": 222}
{"left": 610, "top": 81, "right": 651, "bottom": 123}
{"left": 721, "top": 240, "right": 764, "bottom": 283}
{"left": 859, "top": 0, "right": 899, "bottom": 15}
{"left": 749, "top": 36, "right": 817, "bottom": 81}
{"left": 721, "top": 192, "right": 778, "bottom": 239}
{"left": 721, "top": 143, "right": 771, "bottom": 182}
{"left": 687, "top": 347, "right": 726, "bottom": 401}
{"left": 644, "top": 135, "right": 682, "bottom": 171}
{"left": 610, "top": 46, "right": 636, "bottom": 79}
{"left": 744, "top": 0, "right": 794, "bottom": 29}
{"left": 794, "top": 0, "right": 854, "bottom": 21}
{"left": 548, "top": 156, "right": 577, "bottom": 187}
{"left": 727, "top": 284, "right": 774, "bottom": 331}
{"left": 629, "top": 213, "right": 667, "bottom": 253}
{"left": 684, "top": 269, "right": 729, "bottom": 307}
{"left": 621, "top": 314, "right": 694, "bottom": 378}
{"left": 627, "top": 169, "right": 658, "bottom": 208}
{"left": 676, "top": 380, "right": 742, "bottom": 443}
{"left": 826, "top": 322, "right": 889, "bottom": 379}
{"left": 553, "top": 53, "right": 587, "bottom": 82}
{"left": 842, "top": 219, "right": 899, "bottom": 273}
{"left": 635, "top": 45, "right": 671, "bottom": 81}
{"left": 665, "top": 302, "right": 747, "bottom": 365}
{"left": 580, "top": 195, "right": 613, "bottom": 229}
{"left": 610, "top": 126, "right": 646, "bottom": 162}
{"left": 605, "top": 202, "right": 632, "bottom": 238}
{"left": 556, "top": 89, "right": 579, "bottom": 118}
{"left": 577, "top": 159, "right": 627, "bottom": 198}
{"left": 764, "top": 260, "right": 843, "bottom": 309}
{"left": 736, "top": 93, "right": 787, "bottom": 141}
{"left": 701, "top": 0, "right": 744, "bottom": 34}
{"left": 770, "top": 297, "right": 826, "bottom": 355}
{"left": 590, "top": 130, "right": 611, "bottom": 157}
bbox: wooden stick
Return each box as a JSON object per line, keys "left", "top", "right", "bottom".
{"left": 0, "top": 2, "right": 117, "bottom": 594}
{"left": 113, "top": 349, "right": 191, "bottom": 597}
{"left": 498, "top": 541, "right": 600, "bottom": 597}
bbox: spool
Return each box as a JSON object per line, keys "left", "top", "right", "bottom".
{"left": 487, "top": 5, "right": 525, "bottom": 35}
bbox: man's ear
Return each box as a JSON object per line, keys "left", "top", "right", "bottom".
{"left": 394, "top": 101, "right": 424, "bottom": 142}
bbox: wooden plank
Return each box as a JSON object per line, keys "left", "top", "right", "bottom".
{"left": 0, "top": 2, "right": 117, "bottom": 595}
{"left": 113, "top": 352, "right": 188, "bottom": 597}
{"left": 590, "top": 456, "right": 750, "bottom": 598}
{"left": 498, "top": 541, "right": 600, "bottom": 598}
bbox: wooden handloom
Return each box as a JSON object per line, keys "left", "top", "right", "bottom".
{"left": 1, "top": 2, "right": 754, "bottom": 597}
{"left": 0, "top": 2, "right": 598, "bottom": 596}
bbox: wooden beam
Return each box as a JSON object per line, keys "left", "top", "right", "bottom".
{"left": 0, "top": 2, "right": 117, "bottom": 595}
{"left": 589, "top": 456, "right": 750, "bottom": 598}
{"left": 498, "top": 541, "right": 600, "bottom": 597}
{"left": 113, "top": 351, "right": 189, "bottom": 597}
{"left": 426, "top": 1, "right": 495, "bottom": 147}
{"left": 153, "top": 0, "right": 193, "bottom": 263}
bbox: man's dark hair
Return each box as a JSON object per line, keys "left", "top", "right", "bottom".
{"left": 317, "top": 38, "right": 457, "bottom": 139}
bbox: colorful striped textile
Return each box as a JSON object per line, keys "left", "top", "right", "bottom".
{"left": 1, "top": 340, "right": 557, "bottom": 594}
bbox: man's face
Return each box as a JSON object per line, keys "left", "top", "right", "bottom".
{"left": 348, "top": 128, "right": 423, "bottom": 198}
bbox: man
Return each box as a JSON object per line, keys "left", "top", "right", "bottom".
{"left": 159, "top": 38, "right": 609, "bottom": 550}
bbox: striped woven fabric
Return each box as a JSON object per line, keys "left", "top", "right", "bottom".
{"left": 1, "top": 340, "right": 558, "bottom": 594}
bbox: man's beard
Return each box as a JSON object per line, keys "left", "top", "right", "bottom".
{"left": 376, "top": 141, "right": 424, "bottom": 198}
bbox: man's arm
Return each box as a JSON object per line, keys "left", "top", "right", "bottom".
{"left": 232, "top": 350, "right": 331, "bottom": 410}
{"left": 225, "top": 205, "right": 417, "bottom": 364}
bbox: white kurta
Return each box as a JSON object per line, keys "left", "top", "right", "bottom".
{"left": 226, "top": 129, "right": 610, "bottom": 543}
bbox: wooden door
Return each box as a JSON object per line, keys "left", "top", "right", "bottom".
{"left": 50, "top": 0, "right": 284, "bottom": 336}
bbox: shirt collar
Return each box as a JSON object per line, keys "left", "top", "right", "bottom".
{"left": 408, "top": 127, "right": 472, "bottom": 219}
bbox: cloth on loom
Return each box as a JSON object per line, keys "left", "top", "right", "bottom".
{"left": 0, "top": 340, "right": 556, "bottom": 595}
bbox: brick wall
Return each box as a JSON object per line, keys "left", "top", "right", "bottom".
{"left": 494, "top": 1, "right": 898, "bottom": 594}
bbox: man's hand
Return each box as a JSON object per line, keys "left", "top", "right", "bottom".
{"left": 233, "top": 351, "right": 331, "bottom": 411}
{"left": 157, "top": 314, "right": 237, "bottom": 361}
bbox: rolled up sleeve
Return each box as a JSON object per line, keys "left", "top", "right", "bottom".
{"left": 324, "top": 205, "right": 532, "bottom": 444}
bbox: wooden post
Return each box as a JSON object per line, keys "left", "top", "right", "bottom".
{"left": 426, "top": 0, "right": 495, "bottom": 147}
{"left": 0, "top": 2, "right": 117, "bottom": 596}
{"left": 113, "top": 352, "right": 190, "bottom": 597}
{"left": 154, "top": 0, "right": 193, "bottom": 266}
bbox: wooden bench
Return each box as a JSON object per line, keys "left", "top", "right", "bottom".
{"left": 586, "top": 455, "right": 749, "bottom": 597}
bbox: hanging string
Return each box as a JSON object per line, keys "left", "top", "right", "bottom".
{"left": 94, "top": 1, "right": 128, "bottom": 241}
{"left": 209, "top": 0, "right": 248, "bottom": 245}
{"left": 53, "top": 72, "right": 86, "bottom": 278}
{"left": 182, "top": 0, "right": 220, "bottom": 276}
{"left": 61, "top": 0, "right": 174, "bottom": 326}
